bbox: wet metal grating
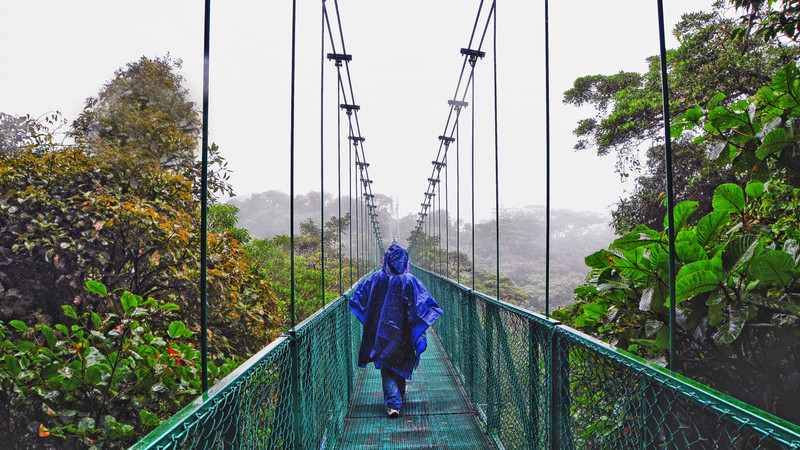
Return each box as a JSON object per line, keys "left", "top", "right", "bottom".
{"left": 337, "top": 331, "right": 496, "bottom": 449}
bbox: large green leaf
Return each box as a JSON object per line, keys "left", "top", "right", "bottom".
{"left": 663, "top": 200, "right": 698, "bottom": 233}
{"left": 749, "top": 249, "right": 798, "bottom": 288}
{"left": 168, "top": 321, "right": 187, "bottom": 339}
{"left": 639, "top": 282, "right": 668, "bottom": 313}
{"left": 615, "top": 248, "right": 653, "bottom": 282}
{"left": 8, "top": 320, "right": 29, "bottom": 333}
{"left": 756, "top": 128, "right": 793, "bottom": 160}
{"left": 721, "top": 235, "right": 759, "bottom": 275}
{"left": 771, "top": 63, "right": 800, "bottom": 109}
{"left": 696, "top": 211, "right": 730, "bottom": 247}
{"left": 676, "top": 258, "right": 724, "bottom": 303}
{"left": 712, "top": 302, "right": 750, "bottom": 345}
{"left": 745, "top": 181, "right": 765, "bottom": 199}
{"left": 610, "top": 231, "right": 658, "bottom": 252}
{"left": 85, "top": 280, "right": 108, "bottom": 297}
{"left": 4, "top": 355, "right": 21, "bottom": 377}
{"left": 676, "top": 231, "right": 706, "bottom": 262}
{"left": 712, "top": 184, "right": 745, "bottom": 214}
{"left": 585, "top": 249, "right": 612, "bottom": 269}
{"left": 121, "top": 291, "right": 138, "bottom": 316}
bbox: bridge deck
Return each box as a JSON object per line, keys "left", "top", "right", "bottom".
{"left": 337, "top": 331, "right": 495, "bottom": 449}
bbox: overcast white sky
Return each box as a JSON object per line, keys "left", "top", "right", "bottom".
{"left": 2, "top": 0, "right": 718, "bottom": 225}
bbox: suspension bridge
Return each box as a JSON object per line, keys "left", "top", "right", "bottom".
{"left": 132, "top": 0, "right": 800, "bottom": 448}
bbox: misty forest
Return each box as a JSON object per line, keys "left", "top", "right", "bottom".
{"left": 2, "top": 0, "right": 800, "bottom": 447}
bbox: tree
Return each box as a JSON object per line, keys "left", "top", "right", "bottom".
{"left": 564, "top": 7, "right": 799, "bottom": 232}
{"left": 732, "top": 0, "right": 800, "bottom": 42}
{"left": 72, "top": 55, "right": 232, "bottom": 200}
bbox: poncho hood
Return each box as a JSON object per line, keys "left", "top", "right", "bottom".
{"left": 382, "top": 244, "right": 409, "bottom": 275}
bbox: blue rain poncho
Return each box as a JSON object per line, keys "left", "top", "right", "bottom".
{"left": 349, "top": 244, "right": 442, "bottom": 379}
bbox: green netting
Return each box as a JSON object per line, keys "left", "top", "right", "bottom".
{"left": 135, "top": 266, "right": 800, "bottom": 449}
{"left": 413, "top": 266, "right": 800, "bottom": 450}
{"left": 418, "top": 268, "right": 552, "bottom": 449}
{"left": 132, "top": 275, "right": 367, "bottom": 450}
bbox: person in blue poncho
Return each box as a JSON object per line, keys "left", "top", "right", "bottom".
{"left": 349, "top": 241, "right": 443, "bottom": 418}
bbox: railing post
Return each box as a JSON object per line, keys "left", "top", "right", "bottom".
{"left": 289, "top": 330, "right": 302, "bottom": 448}
{"left": 346, "top": 299, "right": 354, "bottom": 402}
{"left": 467, "top": 290, "right": 476, "bottom": 401}
{"left": 486, "top": 304, "right": 497, "bottom": 435}
{"left": 528, "top": 320, "right": 540, "bottom": 447}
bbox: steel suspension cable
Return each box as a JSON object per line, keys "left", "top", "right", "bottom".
{"left": 445, "top": 151, "right": 449, "bottom": 277}
{"left": 544, "top": 0, "right": 551, "bottom": 318}
{"left": 493, "top": 0, "right": 500, "bottom": 301}
{"left": 438, "top": 173, "right": 442, "bottom": 274}
{"left": 471, "top": 64, "right": 476, "bottom": 291}
{"left": 289, "top": 0, "right": 297, "bottom": 330}
{"left": 457, "top": 119, "right": 461, "bottom": 284}
{"left": 199, "top": 0, "right": 211, "bottom": 394}
{"left": 348, "top": 108, "right": 352, "bottom": 286}
{"left": 320, "top": 2, "right": 326, "bottom": 308}
{"left": 336, "top": 68, "right": 343, "bottom": 294}
{"left": 656, "top": 0, "right": 678, "bottom": 371}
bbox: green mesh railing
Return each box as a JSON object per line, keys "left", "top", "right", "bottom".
{"left": 132, "top": 278, "right": 365, "bottom": 449}
{"left": 414, "top": 266, "right": 800, "bottom": 450}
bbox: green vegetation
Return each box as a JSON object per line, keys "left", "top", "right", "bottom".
{"left": 0, "top": 56, "right": 279, "bottom": 447}
{"left": 1, "top": 280, "right": 238, "bottom": 448}
{"left": 558, "top": 1, "right": 800, "bottom": 424}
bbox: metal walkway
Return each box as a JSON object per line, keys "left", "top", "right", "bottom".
{"left": 338, "top": 331, "right": 495, "bottom": 449}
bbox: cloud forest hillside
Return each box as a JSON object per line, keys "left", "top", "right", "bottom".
{"left": 229, "top": 191, "right": 616, "bottom": 311}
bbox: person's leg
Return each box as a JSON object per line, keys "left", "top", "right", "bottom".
{"left": 381, "top": 366, "right": 403, "bottom": 411}
{"left": 398, "top": 374, "right": 407, "bottom": 398}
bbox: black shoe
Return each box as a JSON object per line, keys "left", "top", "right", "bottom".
{"left": 387, "top": 408, "right": 400, "bottom": 418}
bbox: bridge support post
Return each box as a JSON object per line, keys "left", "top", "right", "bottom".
{"left": 528, "top": 321, "right": 541, "bottom": 447}
{"left": 486, "top": 304, "right": 497, "bottom": 435}
{"left": 466, "top": 290, "right": 476, "bottom": 401}
{"left": 289, "top": 330, "right": 303, "bottom": 448}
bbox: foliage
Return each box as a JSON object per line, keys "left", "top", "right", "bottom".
{"left": 70, "top": 55, "right": 231, "bottom": 201}
{"left": 0, "top": 281, "right": 238, "bottom": 449}
{"left": 0, "top": 112, "right": 66, "bottom": 157}
{"left": 672, "top": 61, "right": 800, "bottom": 187}
{"left": 209, "top": 204, "right": 251, "bottom": 245}
{"left": 731, "top": 0, "right": 800, "bottom": 42}
{"left": 558, "top": 61, "right": 800, "bottom": 422}
{"left": 555, "top": 182, "right": 800, "bottom": 421}
{"left": 0, "top": 143, "right": 278, "bottom": 357}
{"left": 246, "top": 214, "right": 357, "bottom": 328}
{"left": 564, "top": 6, "right": 799, "bottom": 233}
{"left": 472, "top": 270, "right": 529, "bottom": 306}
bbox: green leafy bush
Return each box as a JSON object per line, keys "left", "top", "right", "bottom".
{"left": 0, "top": 280, "right": 238, "bottom": 449}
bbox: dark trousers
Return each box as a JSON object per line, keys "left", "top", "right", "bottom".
{"left": 381, "top": 366, "right": 406, "bottom": 409}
